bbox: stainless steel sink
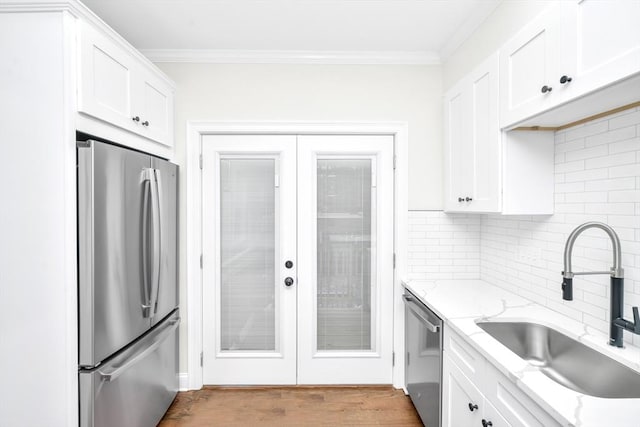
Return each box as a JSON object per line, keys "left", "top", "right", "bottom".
{"left": 476, "top": 321, "right": 640, "bottom": 398}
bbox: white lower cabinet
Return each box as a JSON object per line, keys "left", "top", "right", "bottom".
{"left": 484, "top": 362, "right": 559, "bottom": 427}
{"left": 443, "top": 329, "right": 561, "bottom": 427}
{"left": 443, "top": 355, "right": 508, "bottom": 427}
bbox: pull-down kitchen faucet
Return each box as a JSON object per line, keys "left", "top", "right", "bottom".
{"left": 562, "top": 222, "right": 640, "bottom": 347}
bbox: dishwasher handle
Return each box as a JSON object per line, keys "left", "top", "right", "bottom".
{"left": 403, "top": 294, "right": 440, "bottom": 333}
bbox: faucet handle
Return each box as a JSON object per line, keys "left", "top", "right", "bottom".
{"left": 633, "top": 307, "right": 640, "bottom": 334}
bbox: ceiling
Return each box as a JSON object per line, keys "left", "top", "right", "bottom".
{"left": 81, "top": 0, "right": 501, "bottom": 63}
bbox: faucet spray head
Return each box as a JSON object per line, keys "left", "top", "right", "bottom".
{"left": 562, "top": 277, "right": 573, "bottom": 301}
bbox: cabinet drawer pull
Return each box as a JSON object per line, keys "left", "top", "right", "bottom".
{"left": 142, "top": 120, "right": 150, "bottom": 127}
{"left": 458, "top": 197, "right": 464, "bottom": 202}
{"left": 468, "top": 403, "right": 478, "bottom": 412}
{"left": 560, "top": 75, "right": 572, "bottom": 84}
{"left": 482, "top": 420, "right": 493, "bottom": 427}
{"left": 541, "top": 85, "right": 553, "bottom": 93}
{"left": 465, "top": 197, "right": 473, "bottom": 202}
{"left": 132, "top": 116, "right": 140, "bottom": 122}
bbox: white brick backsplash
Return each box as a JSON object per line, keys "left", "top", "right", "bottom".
{"left": 407, "top": 211, "right": 480, "bottom": 281}
{"left": 565, "top": 144, "right": 608, "bottom": 161}
{"left": 564, "top": 120, "right": 608, "bottom": 141}
{"left": 584, "top": 125, "right": 636, "bottom": 147}
{"left": 408, "top": 107, "right": 640, "bottom": 345}
{"left": 609, "top": 137, "right": 640, "bottom": 154}
{"left": 608, "top": 110, "right": 640, "bottom": 130}
{"left": 585, "top": 177, "right": 636, "bottom": 192}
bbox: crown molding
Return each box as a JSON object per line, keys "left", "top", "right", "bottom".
{"left": 0, "top": 1, "right": 176, "bottom": 87}
{"left": 140, "top": 49, "right": 442, "bottom": 65}
{"left": 439, "top": 0, "right": 501, "bottom": 62}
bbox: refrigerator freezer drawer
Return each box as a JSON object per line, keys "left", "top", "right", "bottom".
{"left": 79, "top": 311, "right": 179, "bottom": 427}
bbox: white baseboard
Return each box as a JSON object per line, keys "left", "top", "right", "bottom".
{"left": 179, "top": 373, "right": 190, "bottom": 391}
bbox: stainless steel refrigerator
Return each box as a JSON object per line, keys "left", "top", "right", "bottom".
{"left": 77, "top": 140, "right": 179, "bottom": 427}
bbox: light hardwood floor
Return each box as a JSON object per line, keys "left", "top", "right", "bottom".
{"left": 159, "top": 386, "right": 423, "bottom": 426}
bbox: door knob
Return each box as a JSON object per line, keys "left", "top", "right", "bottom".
{"left": 285, "top": 260, "right": 294, "bottom": 269}
{"left": 284, "top": 277, "right": 294, "bottom": 287}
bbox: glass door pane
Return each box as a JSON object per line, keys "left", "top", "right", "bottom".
{"left": 220, "top": 158, "right": 276, "bottom": 351}
{"left": 316, "top": 159, "right": 375, "bottom": 351}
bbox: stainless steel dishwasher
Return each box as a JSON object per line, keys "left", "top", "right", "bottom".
{"left": 404, "top": 289, "right": 443, "bottom": 427}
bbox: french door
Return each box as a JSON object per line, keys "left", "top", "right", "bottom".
{"left": 202, "top": 134, "right": 394, "bottom": 385}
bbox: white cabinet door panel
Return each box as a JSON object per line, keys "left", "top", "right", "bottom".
{"left": 78, "top": 20, "right": 134, "bottom": 131}
{"left": 561, "top": 0, "right": 640, "bottom": 98}
{"left": 500, "top": 4, "right": 561, "bottom": 128}
{"left": 483, "top": 398, "right": 513, "bottom": 427}
{"left": 134, "top": 73, "right": 173, "bottom": 146}
{"left": 484, "top": 362, "right": 561, "bottom": 427}
{"left": 444, "top": 87, "right": 472, "bottom": 210}
{"left": 443, "top": 354, "right": 484, "bottom": 427}
{"left": 469, "top": 53, "right": 501, "bottom": 212}
{"left": 444, "top": 52, "right": 501, "bottom": 213}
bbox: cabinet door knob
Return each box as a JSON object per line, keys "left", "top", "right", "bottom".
{"left": 465, "top": 197, "right": 473, "bottom": 202}
{"left": 482, "top": 420, "right": 493, "bottom": 427}
{"left": 458, "top": 197, "right": 465, "bottom": 202}
{"left": 541, "top": 85, "right": 553, "bottom": 93}
{"left": 285, "top": 260, "right": 294, "bottom": 269}
{"left": 132, "top": 116, "right": 140, "bottom": 122}
{"left": 142, "top": 120, "right": 150, "bottom": 127}
{"left": 560, "top": 75, "right": 572, "bottom": 84}
{"left": 468, "top": 403, "right": 478, "bottom": 412}
{"left": 284, "top": 277, "right": 294, "bottom": 287}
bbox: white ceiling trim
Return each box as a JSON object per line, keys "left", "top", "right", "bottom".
{"left": 140, "top": 49, "right": 441, "bottom": 65}
{"left": 438, "top": 0, "right": 501, "bottom": 61}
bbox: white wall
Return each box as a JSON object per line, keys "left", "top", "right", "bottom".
{"left": 156, "top": 62, "right": 443, "bottom": 370}
{"left": 442, "top": 0, "right": 549, "bottom": 91}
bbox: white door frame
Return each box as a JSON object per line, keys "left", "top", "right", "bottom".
{"left": 185, "top": 121, "right": 408, "bottom": 390}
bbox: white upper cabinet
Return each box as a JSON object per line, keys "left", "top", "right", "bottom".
{"left": 500, "top": 1, "right": 640, "bottom": 129}
{"left": 499, "top": 3, "right": 561, "bottom": 128}
{"left": 560, "top": 0, "right": 640, "bottom": 99}
{"left": 444, "top": 53, "right": 501, "bottom": 213}
{"left": 78, "top": 20, "right": 174, "bottom": 147}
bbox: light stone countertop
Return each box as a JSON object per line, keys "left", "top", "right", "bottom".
{"left": 403, "top": 279, "right": 640, "bottom": 427}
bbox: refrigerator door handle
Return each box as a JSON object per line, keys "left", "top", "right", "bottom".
{"left": 141, "top": 169, "right": 153, "bottom": 318}
{"left": 98, "top": 316, "right": 180, "bottom": 382}
{"left": 150, "top": 168, "right": 162, "bottom": 317}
